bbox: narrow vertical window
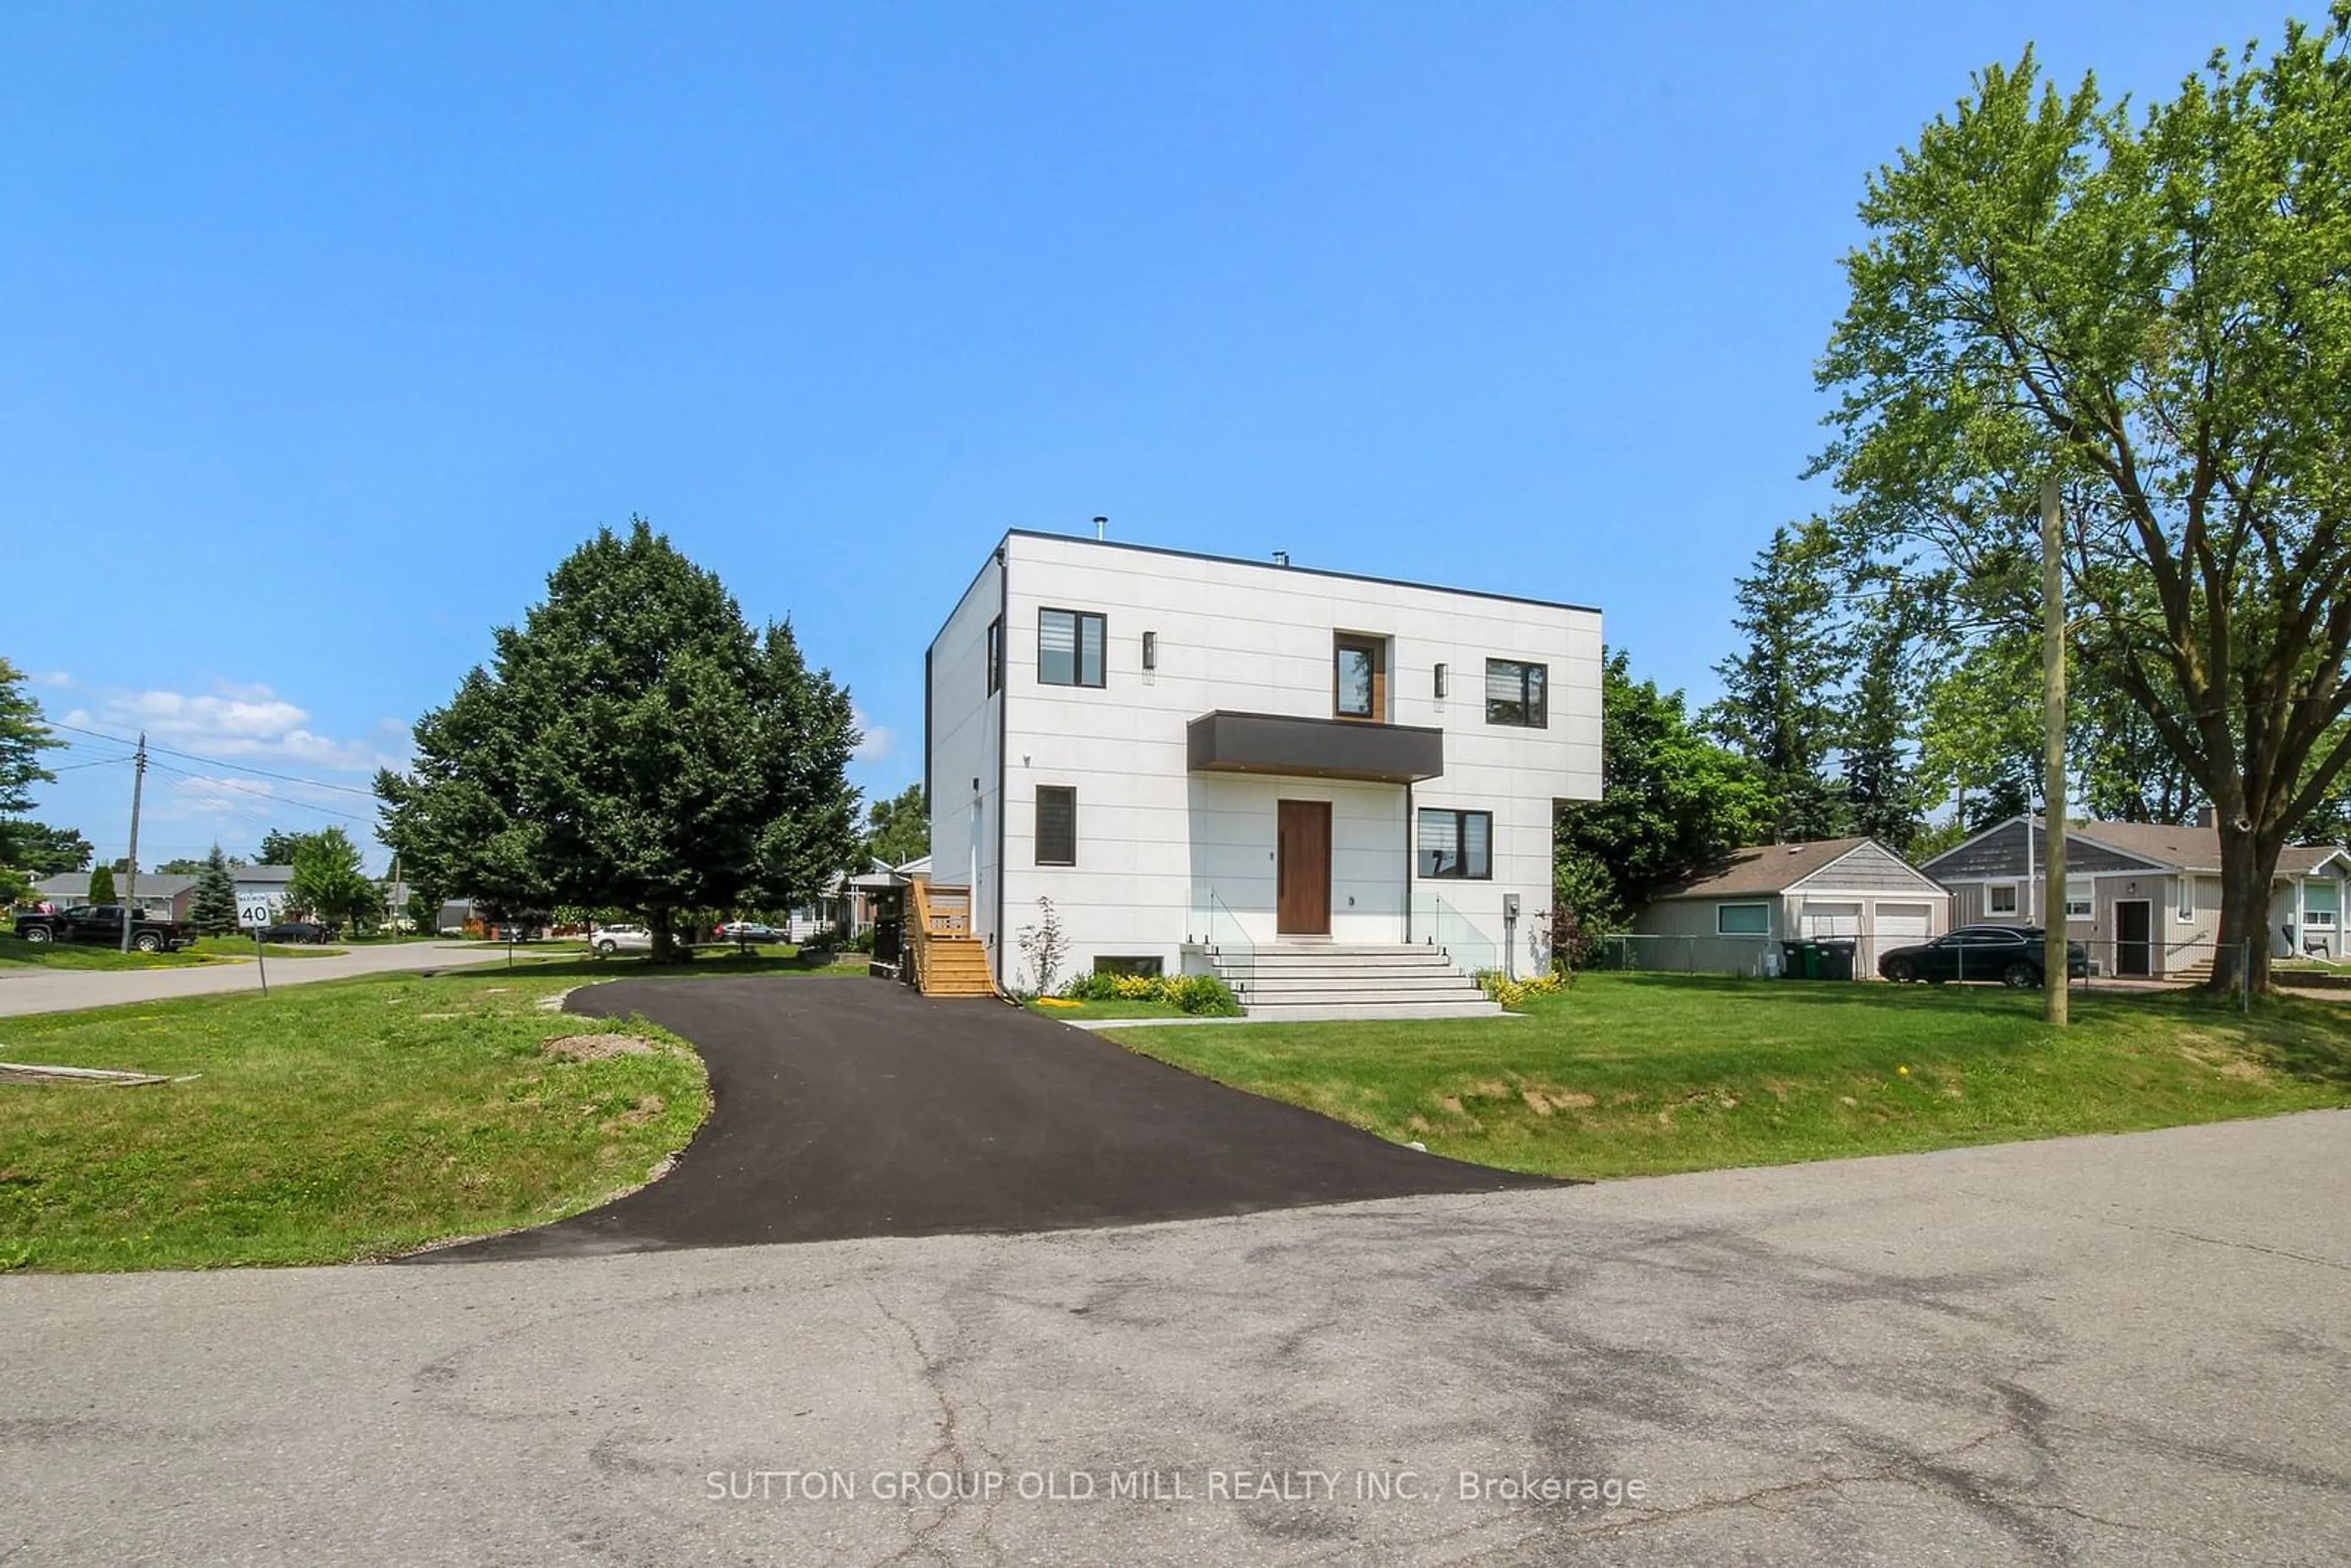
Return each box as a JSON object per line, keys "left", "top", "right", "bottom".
{"left": 1334, "top": 634, "right": 1385, "bottom": 720}
{"left": 1035, "top": 787, "right": 1078, "bottom": 866}
{"left": 986, "top": 617, "right": 1003, "bottom": 695}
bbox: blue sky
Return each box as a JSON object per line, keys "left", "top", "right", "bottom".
{"left": 3, "top": 1, "right": 2292, "bottom": 871}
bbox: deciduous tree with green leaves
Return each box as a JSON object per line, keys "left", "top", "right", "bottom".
{"left": 288, "top": 827, "right": 381, "bottom": 934}
{"left": 377, "top": 519, "right": 861, "bottom": 962}
{"left": 1554, "top": 651, "right": 1775, "bottom": 932}
{"left": 861, "top": 784, "right": 928, "bottom": 869}
{"left": 1815, "top": 11, "right": 2351, "bottom": 992}
{"left": 255, "top": 829, "right": 316, "bottom": 867}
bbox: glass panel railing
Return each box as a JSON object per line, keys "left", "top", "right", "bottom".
{"left": 1414, "top": 891, "right": 1500, "bottom": 978}
{"left": 1188, "top": 885, "right": 1256, "bottom": 997}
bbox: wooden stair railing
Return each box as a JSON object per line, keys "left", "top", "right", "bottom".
{"left": 907, "top": 877, "right": 997, "bottom": 999}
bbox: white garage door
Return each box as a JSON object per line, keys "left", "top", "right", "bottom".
{"left": 1865, "top": 902, "right": 1937, "bottom": 978}
{"left": 1875, "top": 903, "right": 1934, "bottom": 943}
{"left": 1798, "top": 902, "right": 1862, "bottom": 937}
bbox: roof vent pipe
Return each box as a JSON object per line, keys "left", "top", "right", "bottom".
{"left": 1094, "top": 515, "right": 1107, "bottom": 541}
{"left": 1273, "top": 550, "right": 1290, "bottom": 567}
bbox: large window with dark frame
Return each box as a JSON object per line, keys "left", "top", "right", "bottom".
{"left": 1416, "top": 808, "right": 1492, "bottom": 879}
{"left": 1038, "top": 609, "right": 1106, "bottom": 688}
{"left": 1035, "top": 786, "right": 1078, "bottom": 866}
{"left": 1485, "top": 659, "right": 1548, "bottom": 727}
{"left": 985, "top": 617, "right": 1003, "bottom": 694}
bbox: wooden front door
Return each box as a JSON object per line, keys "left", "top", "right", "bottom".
{"left": 2115, "top": 900, "right": 2152, "bottom": 977}
{"left": 1277, "top": 800, "right": 1332, "bottom": 936}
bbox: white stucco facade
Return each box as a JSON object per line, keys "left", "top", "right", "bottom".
{"left": 925, "top": 531, "right": 1602, "bottom": 989}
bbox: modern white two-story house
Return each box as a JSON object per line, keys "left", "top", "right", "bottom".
{"left": 923, "top": 530, "right": 1602, "bottom": 1012}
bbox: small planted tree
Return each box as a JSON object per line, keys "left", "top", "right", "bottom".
{"left": 87, "top": 863, "right": 116, "bottom": 906}
{"left": 1016, "top": 896, "right": 1068, "bottom": 997}
{"left": 189, "top": 845, "right": 240, "bottom": 935}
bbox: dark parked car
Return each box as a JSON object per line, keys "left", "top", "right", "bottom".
{"left": 258, "top": 920, "right": 339, "bottom": 945}
{"left": 1878, "top": 925, "right": 2090, "bottom": 988}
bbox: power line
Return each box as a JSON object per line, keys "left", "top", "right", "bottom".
{"left": 42, "top": 719, "right": 386, "bottom": 799}
{"left": 141, "top": 758, "right": 373, "bottom": 825}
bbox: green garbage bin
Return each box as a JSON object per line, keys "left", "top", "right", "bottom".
{"left": 1781, "top": 940, "right": 1817, "bottom": 978}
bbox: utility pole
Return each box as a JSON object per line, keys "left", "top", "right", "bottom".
{"left": 119, "top": 730, "right": 149, "bottom": 954}
{"left": 2040, "top": 480, "right": 2069, "bottom": 1027}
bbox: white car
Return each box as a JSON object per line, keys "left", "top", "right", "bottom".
{"left": 590, "top": 923, "right": 653, "bottom": 957}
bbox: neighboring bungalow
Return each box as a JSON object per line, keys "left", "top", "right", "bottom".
{"left": 1631, "top": 838, "right": 1952, "bottom": 978}
{"left": 786, "top": 855, "right": 927, "bottom": 944}
{"left": 28, "top": 871, "right": 199, "bottom": 922}
{"left": 1920, "top": 814, "right": 2350, "bottom": 979}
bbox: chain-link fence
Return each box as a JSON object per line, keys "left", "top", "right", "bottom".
{"left": 1583, "top": 934, "right": 1783, "bottom": 978}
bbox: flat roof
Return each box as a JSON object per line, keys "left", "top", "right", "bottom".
{"left": 1001, "top": 530, "right": 1603, "bottom": 616}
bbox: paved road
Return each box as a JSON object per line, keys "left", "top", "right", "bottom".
{"left": 6, "top": 1112, "right": 2345, "bottom": 1564}
{"left": 428, "top": 978, "right": 1547, "bottom": 1259}
{"left": 0, "top": 939, "right": 508, "bottom": 1016}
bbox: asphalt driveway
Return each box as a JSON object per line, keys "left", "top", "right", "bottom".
{"left": 425, "top": 977, "right": 1546, "bottom": 1260}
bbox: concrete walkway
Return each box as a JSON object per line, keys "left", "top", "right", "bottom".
{"left": 0, "top": 939, "right": 510, "bottom": 1016}
{"left": 4, "top": 1111, "right": 2345, "bottom": 1564}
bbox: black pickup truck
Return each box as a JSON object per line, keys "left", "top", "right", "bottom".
{"left": 12, "top": 904, "right": 196, "bottom": 953}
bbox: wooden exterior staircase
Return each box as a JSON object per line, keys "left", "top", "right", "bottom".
{"left": 907, "top": 878, "right": 998, "bottom": 999}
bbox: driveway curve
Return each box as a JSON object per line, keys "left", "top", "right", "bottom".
{"left": 422, "top": 977, "right": 1549, "bottom": 1261}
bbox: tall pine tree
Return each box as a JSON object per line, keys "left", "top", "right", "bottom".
{"left": 190, "top": 844, "right": 240, "bottom": 934}
{"left": 1707, "top": 522, "right": 1848, "bottom": 841}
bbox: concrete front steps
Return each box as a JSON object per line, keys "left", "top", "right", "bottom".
{"left": 1205, "top": 942, "right": 1501, "bottom": 1019}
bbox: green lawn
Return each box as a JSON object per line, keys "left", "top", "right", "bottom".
{"left": 1101, "top": 973, "right": 2351, "bottom": 1180}
{"left": 0, "top": 969, "right": 712, "bottom": 1271}
{"left": 0, "top": 933, "right": 214, "bottom": 970}
{"left": 1026, "top": 997, "right": 1193, "bottom": 1021}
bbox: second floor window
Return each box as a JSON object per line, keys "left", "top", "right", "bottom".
{"left": 1039, "top": 609, "right": 1106, "bottom": 688}
{"left": 1334, "top": 634, "right": 1385, "bottom": 719}
{"left": 1485, "top": 659, "right": 1548, "bottom": 727}
{"left": 986, "top": 618, "right": 1003, "bottom": 694}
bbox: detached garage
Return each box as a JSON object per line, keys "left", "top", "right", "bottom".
{"left": 1631, "top": 838, "right": 1952, "bottom": 978}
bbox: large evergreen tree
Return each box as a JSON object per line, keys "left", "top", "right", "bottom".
{"left": 377, "top": 519, "right": 861, "bottom": 961}
{"left": 1815, "top": 13, "right": 2351, "bottom": 992}
{"left": 87, "top": 863, "right": 116, "bottom": 905}
{"left": 6, "top": 821, "right": 90, "bottom": 876}
{"left": 1706, "top": 523, "right": 1848, "bottom": 841}
{"left": 189, "top": 845, "right": 241, "bottom": 935}
{"left": 0, "top": 658, "right": 61, "bottom": 887}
